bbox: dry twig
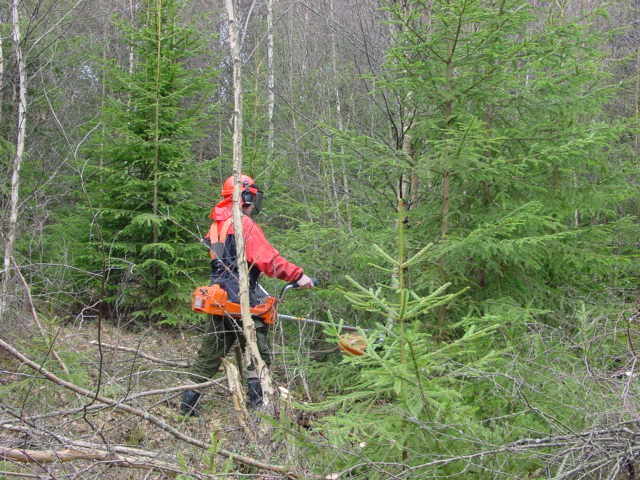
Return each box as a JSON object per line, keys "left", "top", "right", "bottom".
{"left": 89, "top": 340, "right": 190, "bottom": 367}
{"left": 0, "top": 336, "right": 318, "bottom": 479}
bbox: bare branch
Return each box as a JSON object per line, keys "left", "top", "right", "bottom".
{"left": 0, "top": 336, "right": 315, "bottom": 478}
{"left": 89, "top": 340, "right": 190, "bottom": 367}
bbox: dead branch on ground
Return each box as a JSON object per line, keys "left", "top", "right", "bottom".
{"left": 0, "top": 335, "right": 319, "bottom": 479}
{"left": 89, "top": 340, "right": 190, "bottom": 367}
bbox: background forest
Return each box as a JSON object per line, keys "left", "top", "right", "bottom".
{"left": 1, "top": 0, "right": 640, "bottom": 479}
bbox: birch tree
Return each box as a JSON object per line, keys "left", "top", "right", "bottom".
{"left": 72, "top": 0, "right": 213, "bottom": 323}
{"left": 1, "top": 0, "right": 27, "bottom": 321}
{"left": 266, "top": 0, "right": 275, "bottom": 154}
{"left": 224, "top": 0, "right": 275, "bottom": 411}
{"left": 0, "top": 12, "right": 4, "bottom": 129}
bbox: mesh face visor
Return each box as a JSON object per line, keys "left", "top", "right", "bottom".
{"left": 253, "top": 190, "right": 264, "bottom": 213}
{"left": 241, "top": 182, "right": 264, "bottom": 213}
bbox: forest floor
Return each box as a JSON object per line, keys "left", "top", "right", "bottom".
{"left": 2, "top": 317, "right": 309, "bottom": 479}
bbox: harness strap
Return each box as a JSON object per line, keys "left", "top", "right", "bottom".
{"left": 207, "top": 217, "right": 233, "bottom": 260}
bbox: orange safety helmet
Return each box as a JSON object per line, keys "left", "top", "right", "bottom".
{"left": 220, "top": 174, "right": 264, "bottom": 213}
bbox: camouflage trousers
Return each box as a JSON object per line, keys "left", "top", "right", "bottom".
{"left": 191, "top": 314, "right": 271, "bottom": 381}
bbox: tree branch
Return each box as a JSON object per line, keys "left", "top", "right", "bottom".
{"left": 89, "top": 340, "right": 190, "bottom": 367}
{"left": 0, "top": 336, "right": 314, "bottom": 478}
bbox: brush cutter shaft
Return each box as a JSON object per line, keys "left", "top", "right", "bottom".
{"left": 277, "top": 313, "right": 359, "bottom": 332}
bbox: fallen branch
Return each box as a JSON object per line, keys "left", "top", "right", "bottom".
{"left": 0, "top": 377, "right": 226, "bottom": 426}
{"left": 0, "top": 336, "right": 318, "bottom": 479}
{"left": 1, "top": 446, "right": 132, "bottom": 464}
{"left": 330, "top": 424, "right": 640, "bottom": 479}
{"left": 4, "top": 423, "right": 172, "bottom": 460}
{"left": 0, "top": 446, "right": 188, "bottom": 477}
{"left": 89, "top": 340, "right": 190, "bottom": 367}
{"left": 0, "top": 471, "right": 41, "bottom": 478}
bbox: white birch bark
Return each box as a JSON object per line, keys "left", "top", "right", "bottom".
{"left": 328, "top": 0, "right": 352, "bottom": 230}
{"left": 224, "top": 0, "right": 274, "bottom": 410}
{"left": 0, "top": 20, "right": 4, "bottom": 128}
{"left": 128, "top": 0, "right": 135, "bottom": 76}
{"left": 1, "top": 0, "right": 27, "bottom": 321}
{"left": 266, "top": 0, "right": 275, "bottom": 154}
{"left": 327, "top": 0, "right": 339, "bottom": 211}
{"left": 636, "top": 48, "right": 639, "bottom": 152}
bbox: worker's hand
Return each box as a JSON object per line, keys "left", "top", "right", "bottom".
{"left": 295, "top": 274, "right": 314, "bottom": 289}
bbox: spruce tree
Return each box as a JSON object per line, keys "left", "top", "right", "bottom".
{"left": 80, "top": 0, "right": 215, "bottom": 323}
{"left": 299, "top": 1, "right": 638, "bottom": 478}
{"left": 326, "top": 0, "right": 636, "bottom": 328}
{"left": 391, "top": 1, "right": 634, "bottom": 315}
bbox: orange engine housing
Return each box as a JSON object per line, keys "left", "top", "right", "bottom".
{"left": 337, "top": 332, "right": 367, "bottom": 356}
{"left": 191, "top": 284, "right": 278, "bottom": 325}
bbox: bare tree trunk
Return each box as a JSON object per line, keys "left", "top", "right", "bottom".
{"left": 326, "top": 0, "right": 339, "bottom": 221}
{"left": 223, "top": 358, "right": 256, "bottom": 441}
{"left": 128, "top": 0, "right": 136, "bottom": 76}
{"left": 152, "top": 0, "right": 162, "bottom": 245}
{"left": 328, "top": 0, "right": 352, "bottom": 230}
{"left": 0, "top": 19, "right": 4, "bottom": 128}
{"left": 267, "top": 0, "right": 275, "bottom": 154}
{"left": 1, "top": 0, "right": 27, "bottom": 321}
{"left": 634, "top": 48, "right": 640, "bottom": 153}
{"left": 224, "top": 0, "right": 275, "bottom": 411}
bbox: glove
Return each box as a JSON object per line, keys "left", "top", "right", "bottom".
{"left": 295, "top": 274, "right": 314, "bottom": 289}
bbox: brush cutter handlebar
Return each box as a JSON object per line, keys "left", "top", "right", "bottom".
{"left": 279, "top": 277, "right": 318, "bottom": 299}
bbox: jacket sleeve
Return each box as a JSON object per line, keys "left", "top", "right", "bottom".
{"left": 242, "top": 216, "right": 303, "bottom": 282}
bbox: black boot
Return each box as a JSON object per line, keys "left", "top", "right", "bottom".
{"left": 180, "top": 389, "right": 201, "bottom": 416}
{"left": 246, "top": 378, "right": 263, "bottom": 409}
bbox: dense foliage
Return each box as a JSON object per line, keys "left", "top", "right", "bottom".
{"left": 50, "top": 0, "right": 216, "bottom": 323}
{"left": 284, "top": 1, "right": 640, "bottom": 477}
{"left": 1, "top": 0, "right": 639, "bottom": 478}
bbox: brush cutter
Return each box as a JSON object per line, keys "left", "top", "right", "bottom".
{"left": 272, "top": 282, "right": 368, "bottom": 356}
{"left": 191, "top": 280, "right": 368, "bottom": 355}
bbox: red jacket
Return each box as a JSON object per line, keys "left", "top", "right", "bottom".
{"left": 205, "top": 198, "right": 303, "bottom": 283}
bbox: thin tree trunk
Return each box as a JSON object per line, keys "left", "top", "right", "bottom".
{"left": 152, "top": 0, "right": 162, "bottom": 245}
{"left": 330, "top": 0, "right": 343, "bottom": 134}
{"left": 441, "top": 170, "right": 450, "bottom": 236}
{"left": 634, "top": 48, "right": 640, "bottom": 153}
{"left": 0, "top": 22, "right": 4, "bottom": 128}
{"left": 328, "top": 0, "right": 352, "bottom": 230}
{"left": 441, "top": 95, "right": 453, "bottom": 237}
{"left": 224, "top": 0, "right": 274, "bottom": 411}
{"left": 387, "top": 134, "right": 414, "bottom": 331}
{"left": 1, "top": 0, "right": 27, "bottom": 321}
{"left": 128, "top": 0, "right": 136, "bottom": 76}
{"left": 266, "top": 0, "right": 275, "bottom": 154}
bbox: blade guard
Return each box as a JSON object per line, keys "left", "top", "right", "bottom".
{"left": 192, "top": 284, "right": 278, "bottom": 324}
{"left": 338, "top": 332, "right": 367, "bottom": 356}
